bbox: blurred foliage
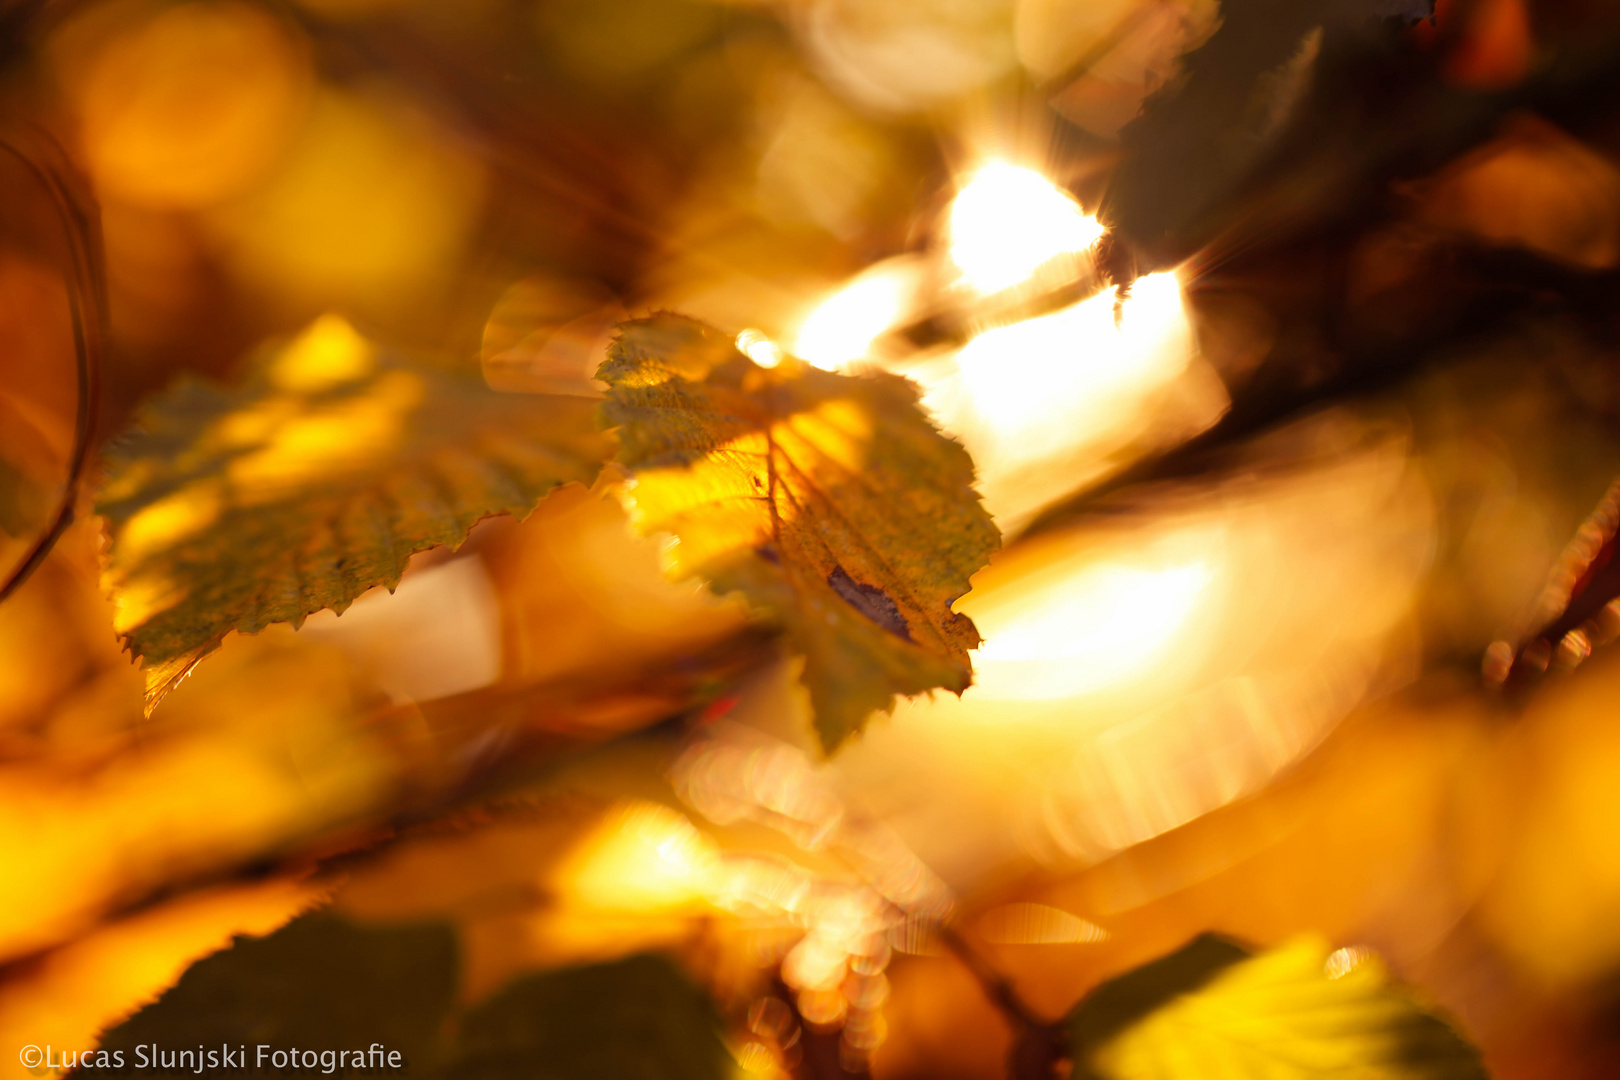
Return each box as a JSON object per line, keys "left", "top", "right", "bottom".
{"left": 4, "top": 0, "right": 1620, "bottom": 1078}
{"left": 93, "top": 916, "right": 458, "bottom": 1074}
{"left": 89, "top": 912, "right": 728, "bottom": 1080}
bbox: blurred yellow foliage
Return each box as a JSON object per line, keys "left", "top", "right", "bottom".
{"left": 69, "top": 1, "right": 313, "bottom": 208}
{"left": 206, "top": 89, "right": 487, "bottom": 313}
{"left": 271, "top": 314, "right": 378, "bottom": 392}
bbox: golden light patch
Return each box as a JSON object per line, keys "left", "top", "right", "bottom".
{"left": 74, "top": 1, "right": 312, "bottom": 208}
{"left": 213, "top": 396, "right": 302, "bottom": 449}
{"left": 622, "top": 402, "right": 872, "bottom": 577}
{"left": 270, "top": 315, "right": 376, "bottom": 393}
{"left": 110, "top": 573, "right": 185, "bottom": 635}
{"left": 205, "top": 89, "right": 486, "bottom": 311}
{"left": 228, "top": 370, "right": 422, "bottom": 494}
{"left": 624, "top": 434, "right": 773, "bottom": 575}
{"left": 772, "top": 397, "right": 872, "bottom": 477}
{"left": 555, "top": 801, "right": 720, "bottom": 915}
{"left": 117, "top": 480, "right": 225, "bottom": 564}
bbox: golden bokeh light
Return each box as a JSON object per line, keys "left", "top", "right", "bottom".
{"left": 115, "top": 481, "right": 225, "bottom": 567}
{"left": 481, "top": 275, "right": 616, "bottom": 396}
{"left": 9, "top": 3, "right": 1619, "bottom": 1072}
{"left": 823, "top": 424, "right": 1433, "bottom": 874}
{"left": 270, "top": 314, "right": 377, "bottom": 393}
{"left": 790, "top": 0, "right": 1019, "bottom": 114}
{"left": 555, "top": 800, "right": 722, "bottom": 915}
{"left": 226, "top": 369, "right": 420, "bottom": 494}
{"left": 205, "top": 88, "right": 486, "bottom": 313}
{"left": 70, "top": 1, "right": 313, "bottom": 208}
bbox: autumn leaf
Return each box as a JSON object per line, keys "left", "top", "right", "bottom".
{"left": 597, "top": 314, "right": 998, "bottom": 751}
{"left": 1066, "top": 934, "right": 1487, "bottom": 1080}
{"left": 440, "top": 953, "right": 730, "bottom": 1080}
{"left": 86, "top": 912, "right": 728, "bottom": 1080}
{"left": 98, "top": 315, "right": 611, "bottom": 711}
{"left": 90, "top": 915, "right": 459, "bottom": 1074}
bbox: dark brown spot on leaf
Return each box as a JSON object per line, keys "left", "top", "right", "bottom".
{"left": 828, "top": 566, "right": 911, "bottom": 641}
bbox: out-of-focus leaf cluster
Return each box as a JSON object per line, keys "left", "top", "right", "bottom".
{"left": 87, "top": 912, "right": 728, "bottom": 1080}
{"left": 7, "top": 1, "right": 1620, "bottom": 1080}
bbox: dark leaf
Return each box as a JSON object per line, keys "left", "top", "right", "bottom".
{"left": 441, "top": 954, "right": 729, "bottom": 1080}
{"left": 89, "top": 915, "right": 458, "bottom": 1076}
{"left": 1103, "top": 0, "right": 1440, "bottom": 271}
{"left": 83, "top": 912, "right": 728, "bottom": 1080}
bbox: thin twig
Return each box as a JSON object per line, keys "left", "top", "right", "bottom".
{"left": 0, "top": 125, "right": 103, "bottom": 604}
{"left": 937, "top": 923, "right": 1069, "bottom": 1080}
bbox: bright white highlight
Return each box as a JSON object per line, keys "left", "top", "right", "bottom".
{"left": 917, "top": 270, "right": 1216, "bottom": 529}
{"left": 949, "top": 161, "right": 1104, "bottom": 294}
{"left": 971, "top": 557, "right": 1213, "bottom": 700}
{"left": 954, "top": 271, "right": 1184, "bottom": 442}
{"left": 792, "top": 268, "right": 910, "bottom": 370}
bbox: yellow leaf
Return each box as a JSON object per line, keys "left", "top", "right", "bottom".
{"left": 1068, "top": 935, "right": 1487, "bottom": 1080}
{"left": 598, "top": 314, "right": 998, "bottom": 750}
{"left": 99, "top": 316, "right": 611, "bottom": 711}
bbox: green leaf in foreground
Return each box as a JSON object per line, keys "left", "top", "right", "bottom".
{"left": 598, "top": 314, "right": 999, "bottom": 751}
{"left": 98, "top": 315, "right": 611, "bottom": 711}
{"left": 87, "top": 912, "right": 729, "bottom": 1080}
{"left": 1067, "top": 933, "right": 1488, "bottom": 1080}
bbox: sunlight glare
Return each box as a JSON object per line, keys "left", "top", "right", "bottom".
{"left": 932, "top": 271, "right": 1213, "bottom": 526}
{"left": 792, "top": 267, "right": 910, "bottom": 370}
{"left": 948, "top": 161, "right": 1104, "bottom": 294}
{"left": 955, "top": 272, "right": 1189, "bottom": 443}
{"left": 558, "top": 801, "right": 721, "bottom": 914}
{"left": 968, "top": 553, "right": 1213, "bottom": 700}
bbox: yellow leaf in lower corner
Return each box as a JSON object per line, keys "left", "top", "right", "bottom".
{"left": 1067, "top": 934, "right": 1488, "bottom": 1080}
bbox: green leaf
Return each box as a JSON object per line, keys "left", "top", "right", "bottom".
{"left": 98, "top": 315, "right": 612, "bottom": 711}
{"left": 92, "top": 914, "right": 459, "bottom": 1074}
{"left": 442, "top": 954, "right": 730, "bottom": 1080}
{"left": 87, "top": 913, "right": 727, "bottom": 1080}
{"left": 597, "top": 313, "right": 999, "bottom": 751}
{"left": 1066, "top": 934, "right": 1489, "bottom": 1080}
